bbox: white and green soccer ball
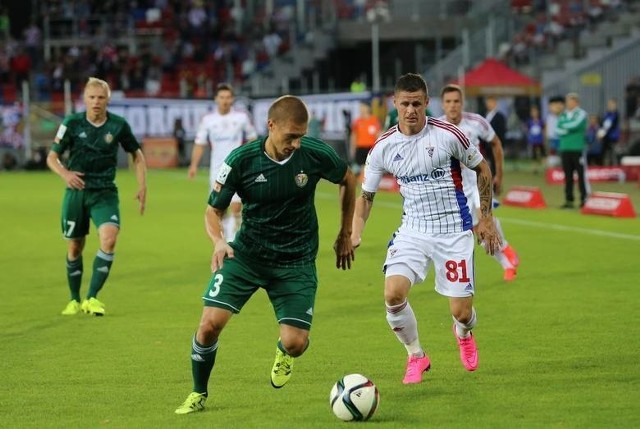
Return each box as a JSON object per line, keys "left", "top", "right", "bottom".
{"left": 329, "top": 373, "right": 380, "bottom": 422}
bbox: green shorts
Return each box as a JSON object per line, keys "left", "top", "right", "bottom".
{"left": 61, "top": 188, "right": 120, "bottom": 239}
{"left": 202, "top": 252, "right": 318, "bottom": 330}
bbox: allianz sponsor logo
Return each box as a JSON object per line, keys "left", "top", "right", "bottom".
{"left": 397, "top": 168, "right": 445, "bottom": 184}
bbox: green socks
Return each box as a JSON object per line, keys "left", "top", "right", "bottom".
{"left": 66, "top": 256, "right": 83, "bottom": 302}
{"left": 191, "top": 336, "right": 218, "bottom": 395}
{"left": 87, "top": 250, "right": 114, "bottom": 298}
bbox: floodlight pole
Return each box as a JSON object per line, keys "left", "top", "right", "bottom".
{"left": 371, "top": 21, "right": 380, "bottom": 94}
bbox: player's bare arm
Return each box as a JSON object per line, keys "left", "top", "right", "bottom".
{"left": 132, "top": 149, "right": 147, "bottom": 215}
{"left": 205, "top": 205, "right": 234, "bottom": 271}
{"left": 334, "top": 169, "right": 357, "bottom": 270}
{"left": 188, "top": 144, "right": 206, "bottom": 178}
{"left": 351, "top": 190, "right": 376, "bottom": 248}
{"left": 473, "top": 160, "right": 501, "bottom": 254}
{"left": 46, "top": 150, "right": 85, "bottom": 190}
{"left": 489, "top": 135, "right": 504, "bottom": 195}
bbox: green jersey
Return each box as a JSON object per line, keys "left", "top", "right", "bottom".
{"left": 51, "top": 112, "right": 140, "bottom": 189}
{"left": 209, "top": 136, "right": 348, "bottom": 267}
{"left": 557, "top": 107, "right": 588, "bottom": 152}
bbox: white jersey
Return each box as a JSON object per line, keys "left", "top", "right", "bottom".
{"left": 362, "top": 118, "right": 484, "bottom": 235}
{"left": 195, "top": 108, "right": 258, "bottom": 187}
{"left": 438, "top": 112, "right": 495, "bottom": 208}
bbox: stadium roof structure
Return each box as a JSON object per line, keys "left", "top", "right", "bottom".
{"left": 452, "top": 58, "right": 541, "bottom": 97}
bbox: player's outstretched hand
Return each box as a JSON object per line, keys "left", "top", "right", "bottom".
{"left": 211, "top": 240, "right": 234, "bottom": 272}
{"left": 334, "top": 233, "right": 355, "bottom": 270}
{"left": 476, "top": 216, "right": 502, "bottom": 255}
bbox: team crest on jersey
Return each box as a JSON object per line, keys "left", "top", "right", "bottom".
{"left": 427, "top": 147, "right": 435, "bottom": 157}
{"left": 294, "top": 172, "right": 308, "bottom": 188}
{"left": 104, "top": 132, "right": 114, "bottom": 144}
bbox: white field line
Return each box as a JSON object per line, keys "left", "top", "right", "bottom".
{"left": 315, "top": 192, "right": 640, "bottom": 241}
{"left": 155, "top": 171, "right": 639, "bottom": 242}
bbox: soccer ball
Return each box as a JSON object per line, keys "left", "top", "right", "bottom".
{"left": 329, "top": 374, "right": 380, "bottom": 421}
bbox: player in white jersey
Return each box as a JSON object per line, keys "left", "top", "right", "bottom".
{"left": 351, "top": 73, "right": 501, "bottom": 384}
{"left": 439, "top": 84, "right": 520, "bottom": 282}
{"left": 188, "top": 83, "right": 258, "bottom": 241}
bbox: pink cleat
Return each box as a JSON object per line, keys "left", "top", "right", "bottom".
{"left": 503, "top": 268, "right": 517, "bottom": 282}
{"left": 503, "top": 245, "right": 520, "bottom": 268}
{"left": 453, "top": 324, "right": 478, "bottom": 371}
{"left": 402, "top": 354, "right": 431, "bottom": 384}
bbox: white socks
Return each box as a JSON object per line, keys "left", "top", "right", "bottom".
{"left": 453, "top": 307, "right": 477, "bottom": 339}
{"left": 386, "top": 300, "right": 424, "bottom": 357}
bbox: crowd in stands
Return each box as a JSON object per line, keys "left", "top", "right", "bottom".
{"left": 501, "top": 0, "right": 627, "bottom": 67}
{"left": 0, "top": 0, "right": 395, "bottom": 103}
{"left": 1, "top": 0, "right": 309, "bottom": 102}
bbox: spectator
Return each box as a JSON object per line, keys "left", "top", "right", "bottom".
{"left": 557, "top": 92, "right": 589, "bottom": 208}
{"left": 597, "top": 98, "right": 620, "bottom": 166}
{"left": 586, "top": 114, "right": 602, "bottom": 165}
{"left": 350, "top": 75, "right": 366, "bottom": 93}
{"left": 173, "top": 117, "right": 187, "bottom": 166}
{"left": 525, "top": 105, "right": 546, "bottom": 173}
{"left": 350, "top": 101, "right": 381, "bottom": 173}
{"left": 624, "top": 77, "right": 640, "bottom": 119}
{"left": 545, "top": 95, "right": 564, "bottom": 166}
{"left": 483, "top": 95, "right": 507, "bottom": 178}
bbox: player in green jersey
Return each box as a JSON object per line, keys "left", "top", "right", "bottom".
{"left": 175, "top": 95, "right": 357, "bottom": 415}
{"left": 47, "top": 77, "right": 147, "bottom": 317}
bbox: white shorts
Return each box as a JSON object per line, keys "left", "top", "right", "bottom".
{"left": 383, "top": 229, "right": 476, "bottom": 298}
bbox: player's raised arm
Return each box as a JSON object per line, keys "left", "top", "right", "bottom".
{"left": 334, "top": 168, "right": 356, "bottom": 270}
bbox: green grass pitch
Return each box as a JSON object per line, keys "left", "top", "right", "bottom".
{"left": 1, "top": 165, "right": 639, "bottom": 428}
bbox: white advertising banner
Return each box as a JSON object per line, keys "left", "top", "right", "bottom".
{"left": 76, "top": 92, "right": 373, "bottom": 141}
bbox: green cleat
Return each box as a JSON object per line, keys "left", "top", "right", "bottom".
{"left": 61, "top": 300, "right": 81, "bottom": 316}
{"left": 175, "top": 392, "right": 207, "bottom": 415}
{"left": 270, "top": 347, "right": 294, "bottom": 388}
{"left": 81, "top": 298, "right": 105, "bottom": 316}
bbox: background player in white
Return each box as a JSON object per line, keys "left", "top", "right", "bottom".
{"left": 188, "top": 83, "right": 258, "bottom": 241}
{"left": 439, "top": 84, "right": 520, "bottom": 282}
{"left": 351, "top": 73, "right": 501, "bottom": 384}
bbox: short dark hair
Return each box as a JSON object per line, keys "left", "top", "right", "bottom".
{"left": 215, "top": 83, "right": 234, "bottom": 96}
{"left": 549, "top": 95, "right": 564, "bottom": 104}
{"left": 268, "top": 95, "right": 309, "bottom": 124}
{"left": 440, "top": 84, "right": 463, "bottom": 98}
{"left": 395, "top": 73, "right": 428, "bottom": 97}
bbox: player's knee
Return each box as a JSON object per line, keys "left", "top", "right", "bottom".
{"left": 384, "top": 289, "right": 407, "bottom": 306}
{"left": 197, "top": 318, "right": 224, "bottom": 343}
{"left": 281, "top": 336, "right": 308, "bottom": 357}
{"left": 452, "top": 308, "right": 472, "bottom": 324}
{"left": 67, "top": 237, "right": 86, "bottom": 258}
{"left": 100, "top": 236, "right": 117, "bottom": 252}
